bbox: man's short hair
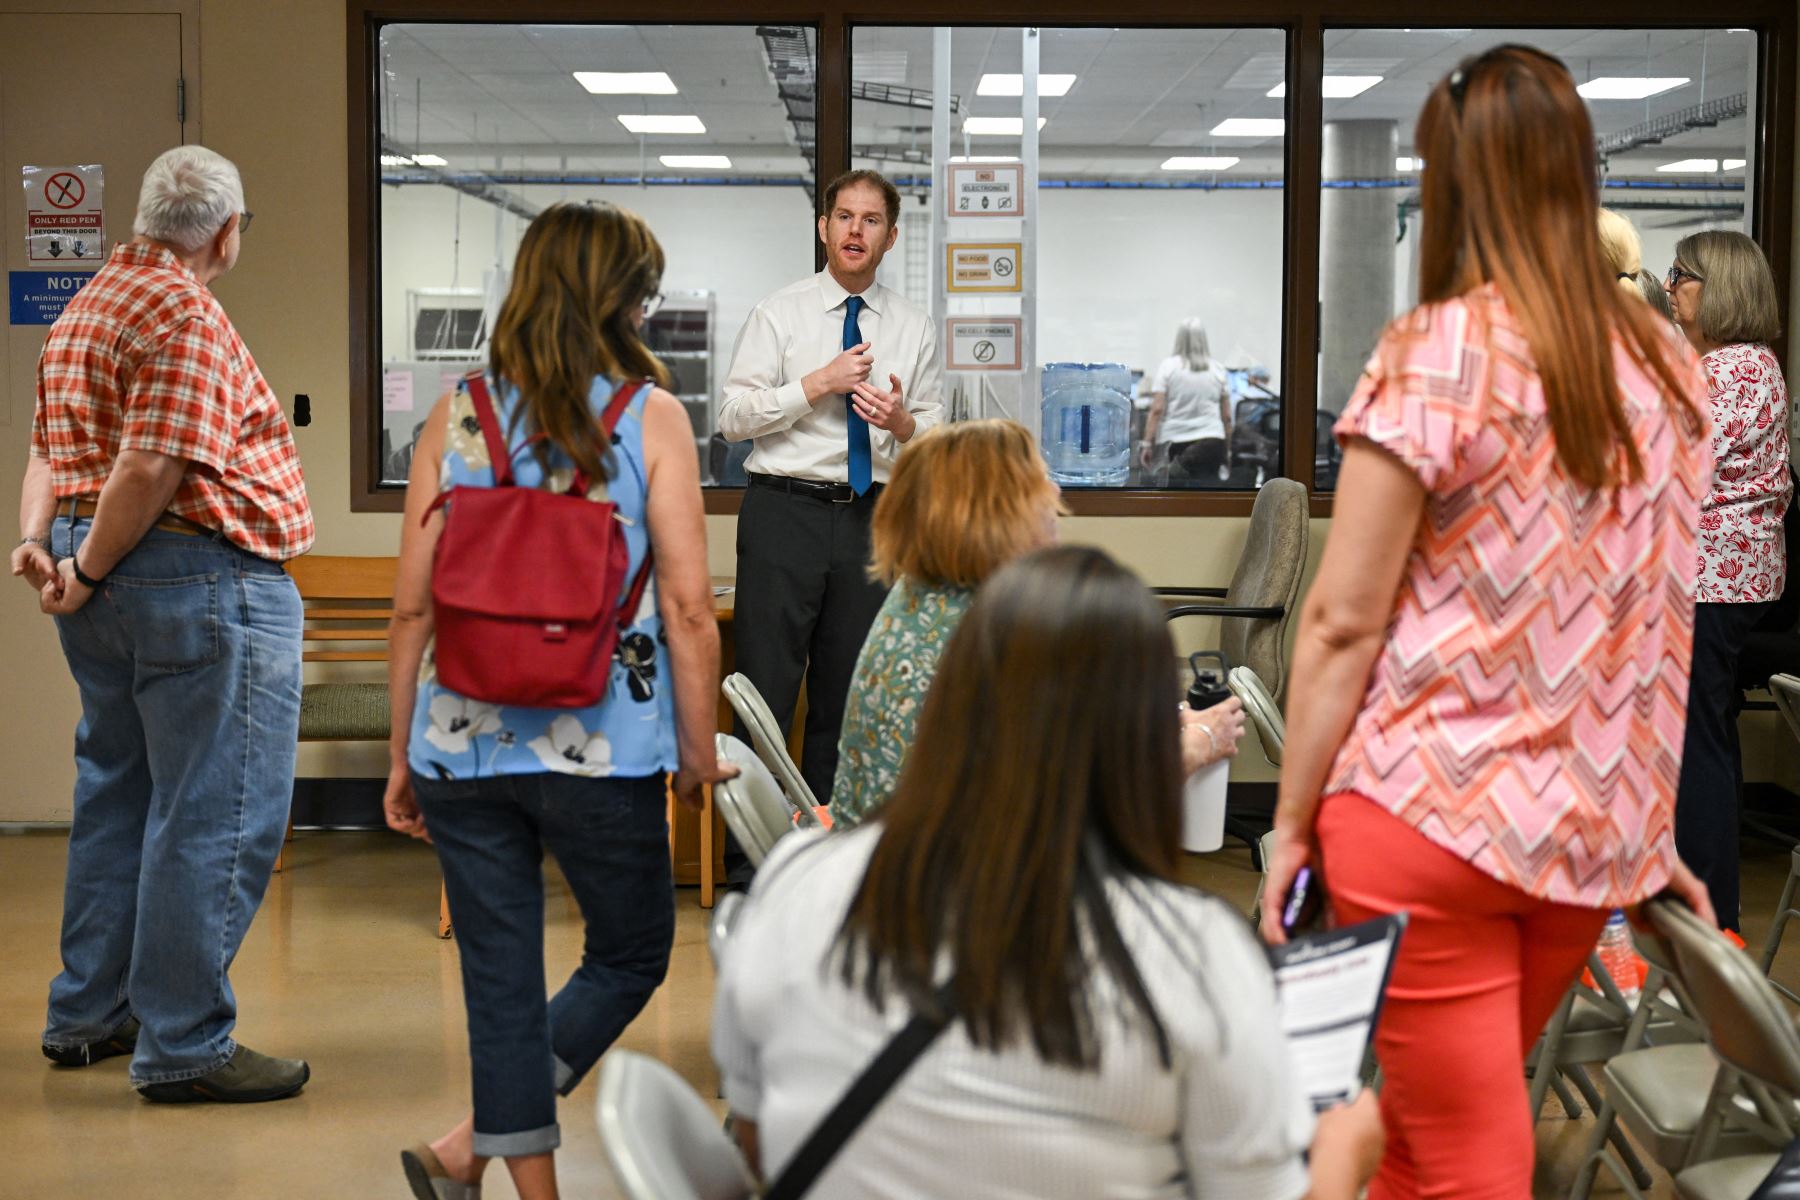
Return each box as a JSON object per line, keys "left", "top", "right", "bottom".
{"left": 134, "top": 146, "right": 244, "bottom": 253}
{"left": 821, "top": 169, "right": 900, "bottom": 227}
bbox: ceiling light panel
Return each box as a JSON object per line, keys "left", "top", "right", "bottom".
{"left": 574, "top": 71, "right": 678, "bottom": 94}
{"left": 1268, "top": 76, "right": 1382, "bottom": 99}
{"left": 1210, "top": 118, "right": 1285, "bottom": 137}
{"left": 1576, "top": 77, "right": 1689, "bottom": 100}
{"left": 618, "top": 114, "right": 706, "bottom": 135}
{"left": 976, "top": 73, "right": 1078, "bottom": 97}
{"left": 411, "top": 153, "right": 448, "bottom": 166}
{"left": 659, "top": 154, "right": 731, "bottom": 168}
{"left": 1161, "top": 156, "right": 1239, "bottom": 171}
{"left": 1657, "top": 158, "right": 1719, "bottom": 172}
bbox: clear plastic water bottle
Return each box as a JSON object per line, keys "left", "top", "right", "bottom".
{"left": 1041, "top": 362, "right": 1132, "bottom": 486}
{"left": 1596, "top": 910, "right": 1641, "bottom": 1002}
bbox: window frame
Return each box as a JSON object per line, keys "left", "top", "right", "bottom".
{"left": 347, "top": 1, "right": 1798, "bottom": 517}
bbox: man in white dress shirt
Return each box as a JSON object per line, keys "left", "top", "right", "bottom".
{"left": 719, "top": 170, "right": 943, "bottom": 832}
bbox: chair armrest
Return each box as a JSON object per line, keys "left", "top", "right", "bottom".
{"left": 1152, "top": 586, "right": 1230, "bottom": 599}
{"left": 1164, "top": 603, "right": 1286, "bottom": 621}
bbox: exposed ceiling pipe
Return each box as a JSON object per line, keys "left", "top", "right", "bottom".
{"left": 379, "top": 135, "right": 541, "bottom": 221}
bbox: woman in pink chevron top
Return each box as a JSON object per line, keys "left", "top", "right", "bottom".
{"left": 1259, "top": 45, "right": 1717, "bottom": 1200}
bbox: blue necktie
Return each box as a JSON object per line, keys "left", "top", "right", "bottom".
{"left": 843, "top": 296, "right": 872, "bottom": 496}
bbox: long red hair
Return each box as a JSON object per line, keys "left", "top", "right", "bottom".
{"left": 1414, "top": 44, "right": 1703, "bottom": 487}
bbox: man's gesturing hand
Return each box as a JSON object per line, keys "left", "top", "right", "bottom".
{"left": 804, "top": 342, "right": 873, "bottom": 403}
{"left": 852, "top": 374, "right": 917, "bottom": 442}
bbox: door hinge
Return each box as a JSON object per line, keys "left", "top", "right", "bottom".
{"left": 177, "top": 76, "right": 186, "bottom": 125}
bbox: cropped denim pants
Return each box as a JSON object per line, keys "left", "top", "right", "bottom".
{"left": 414, "top": 770, "right": 674, "bottom": 1158}
{"left": 41, "top": 516, "right": 302, "bottom": 1086}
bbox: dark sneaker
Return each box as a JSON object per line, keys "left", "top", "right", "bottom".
{"left": 137, "top": 1045, "right": 310, "bottom": 1104}
{"left": 43, "top": 1018, "right": 139, "bottom": 1067}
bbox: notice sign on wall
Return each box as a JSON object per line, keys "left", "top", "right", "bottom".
{"left": 945, "top": 242, "right": 1023, "bottom": 293}
{"left": 8, "top": 271, "right": 95, "bottom": 325}
{"left": 23, "top": 165, "right": 105, "bottom": 263}
{"left": 945, "top": 318, "right": 1022, "bottom": 372}
{"left": 945, "top": 162, "right": 1023, "bottom": 218}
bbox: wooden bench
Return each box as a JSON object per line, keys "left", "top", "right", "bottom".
{"left": 283, "top": 555, "right": 452, "bottom": 937}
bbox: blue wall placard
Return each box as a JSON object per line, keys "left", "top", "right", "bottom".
{"left": 9, "top": 270, "right": 95, "bottom": 325}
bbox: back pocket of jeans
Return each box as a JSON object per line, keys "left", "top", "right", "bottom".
{"left": 111, "top": 574, "right": 221, "bottom": 673}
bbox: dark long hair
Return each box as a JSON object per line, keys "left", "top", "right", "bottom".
{"left": 1414, "top": 44, "right": 1703, "bottom": 487}
{"left": 487, "top": 202, "right": 672, "bottom": 484}
{"left": 836, "top": 546, "right": 1184, "bottom": 1069}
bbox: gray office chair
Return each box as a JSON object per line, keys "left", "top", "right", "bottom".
{"left": 1158, "top": 477, "right": 1309, "bottom": 704}
{"left": 1227, "top": 665, "right": 1284, "bottom": 766}
{"left": 723, "top": 673, "right": 822, "bottom": 823}
{"left": 596, "top": 1049, "right": 756, "bottom": 1200}
{"left": 1653, "top": 897, "right": 1800, "bottom": 1199}
{"left": 713, "top": 734, "right": 796, "bottom": 869}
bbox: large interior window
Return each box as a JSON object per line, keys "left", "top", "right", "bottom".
{"left": 851, "top": 26, "right": 1287, "bottom": 491}
{"left": 374, "top": 23, "right": 819, "bottom": 486}
{"left": 1314, "top": 27, "right": 1759, "bottom": 490}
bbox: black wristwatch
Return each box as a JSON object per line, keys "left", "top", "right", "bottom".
{"left": 71, "top": 559, "right": 106, "bottom": 590}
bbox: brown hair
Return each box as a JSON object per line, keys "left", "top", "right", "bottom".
{"left": 487, "top": 202, "right": 672, "bottom": 484}
{"left": 837, "top": 546, "right": 1185, "bottom": 1069}
{"left": 1674, "top": 230, "right": 1783, "bottom": 346}
{"left": 1414, "top": 45, "right": 1702, "bottom": 488}
{"left": 868, "top": 420, "right": 1064, "bottom": 588}
{"left": 821, "top": 169, "right": 900, "bottom": 227}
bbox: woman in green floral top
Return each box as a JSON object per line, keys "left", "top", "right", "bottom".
{"left": 832, "top": 421, "right": 1065, "bottom": 827}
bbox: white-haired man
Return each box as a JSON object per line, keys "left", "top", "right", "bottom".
{"left": 12, "top": 145, "right": 314, "bottom": 1103}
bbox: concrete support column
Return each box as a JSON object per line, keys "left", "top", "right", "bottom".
{"left": 1319, "top": 119, "right": 1398, "bottom": 421}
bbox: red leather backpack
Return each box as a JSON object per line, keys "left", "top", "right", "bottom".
{"left": 426, "top": 371, "right": 652, "bottom": 709}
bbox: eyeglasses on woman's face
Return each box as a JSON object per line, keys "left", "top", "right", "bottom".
{"left": 1666, "top": 264, "right": 1704, "bottom": 290}
{"left": 238, "top": 211, "right": 253, "bottom": 235}
{"left": 641, "top": 291, "right": 665, "bottom": 320}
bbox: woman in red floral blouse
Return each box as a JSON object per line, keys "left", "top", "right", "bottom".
{"left": 1666, "top": 230, "right": 1794, "bottom": 933}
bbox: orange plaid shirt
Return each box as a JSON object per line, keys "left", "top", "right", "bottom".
{"left": 30, "top": 242, "right": 313, "bottom": 561}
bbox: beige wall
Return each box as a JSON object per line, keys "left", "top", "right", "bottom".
{"left": 0, "top": 0, "right": 1793, "bottom": 818}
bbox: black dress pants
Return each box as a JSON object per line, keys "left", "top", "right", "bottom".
{"left": 730, "top": 482, "right": 888, "bottom": 862}
{"left": 1674, "top": 599, "right": 1770, "bottom": 932}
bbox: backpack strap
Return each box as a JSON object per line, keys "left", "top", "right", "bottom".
{"left": 605, "top": 378, "right": 655, "bottom": 627}
{"left": 462, "top": 371, "right": 517, "bottom": 487}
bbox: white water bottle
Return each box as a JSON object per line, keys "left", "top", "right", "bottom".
{"left": 1181, "top": 653, "right": 1232, "bottom": 853}
{"left": 1596, "top": 910, "right": 1641, "bottom": 1002}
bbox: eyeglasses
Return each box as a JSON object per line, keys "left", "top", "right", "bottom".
{"left": 238, "top": 211, "right": 254, "bottom": 235}
{"left": 641, "top": 291, "right": 665, "bottom": 319}
{"left": 1666, "top": 265, "right": 1704, "bottom": 289}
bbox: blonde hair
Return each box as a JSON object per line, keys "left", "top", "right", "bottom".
{"left": 1173, "top": 318, "right": 1212, "bottom": 372}
{"left": 1597, "top": 209, "right": 1644, "bottom": 298}
{"left": 1675, "top": 230, "right": 1782, "bottom": 346}
{"left": 869, "top": 420, "right": 1064, "bottom": 588}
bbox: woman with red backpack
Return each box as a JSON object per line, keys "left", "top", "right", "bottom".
{"left": 381, "top": 202, "right": 731, "bottom": 1200}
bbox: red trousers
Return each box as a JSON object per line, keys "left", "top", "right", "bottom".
{"left": 1316, "top": 793, "right": 1610, "bottom": 1200}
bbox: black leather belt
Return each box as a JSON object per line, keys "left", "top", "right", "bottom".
{"left": 748, "top": 473, "right": 881, "bottom": 504}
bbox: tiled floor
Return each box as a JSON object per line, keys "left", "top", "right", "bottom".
{"left": 2, "top": 827, "right": 1797, "bottom": 1199}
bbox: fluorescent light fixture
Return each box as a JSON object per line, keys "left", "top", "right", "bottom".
{"left": 659, "top": 154, "right": 731, "bottom": 168}
{"left": 963, "top": 116, "right": 1048, "bottom": 135}
{"left": 617, "top": 114, "right": 706, "bottom": 135}
{"left": 379, "top": 154, "right": 414, "bottom": 167}
{"left": 1396, "top": 156, "right": 1423, "bottom": 171}
{"left": 1210, "top": 118, "right": 1285, "bottom": 137}
{"left": 976, "top": 73, "right": 1077, "bottom": 97}
{"left": 573, "top": 71, "right": 677, "bottom": 94}
{"left": 1576, "top": 76, "right": 1688, "bottom": 100}
{"left": 1724, "top": 158, "right": 1747, "bottom": 170}
{"left": 1657, "top": 158, "right": 1719, "bottom": 172}
{"left": 947, "top": 155, "right": 1020, "bottom": 163}
{"left": 1161, "top": 156, "right": 1239, "bottom": 171}
{"left": 1268, "top": 75, "right": 1382, "bottom": 99}
{"left": 411, "top": 153, "right": 448, "bottom": 166}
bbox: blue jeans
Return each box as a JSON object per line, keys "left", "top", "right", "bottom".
{"left": 41, "top": 517, "right": 302, "bottom": 1085}
{"left": 414, "top": 770, "right": 674, "bottom": 1157}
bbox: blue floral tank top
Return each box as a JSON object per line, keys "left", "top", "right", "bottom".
{"left": 407, "top": 375, "right": 675, "bottom": 781}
